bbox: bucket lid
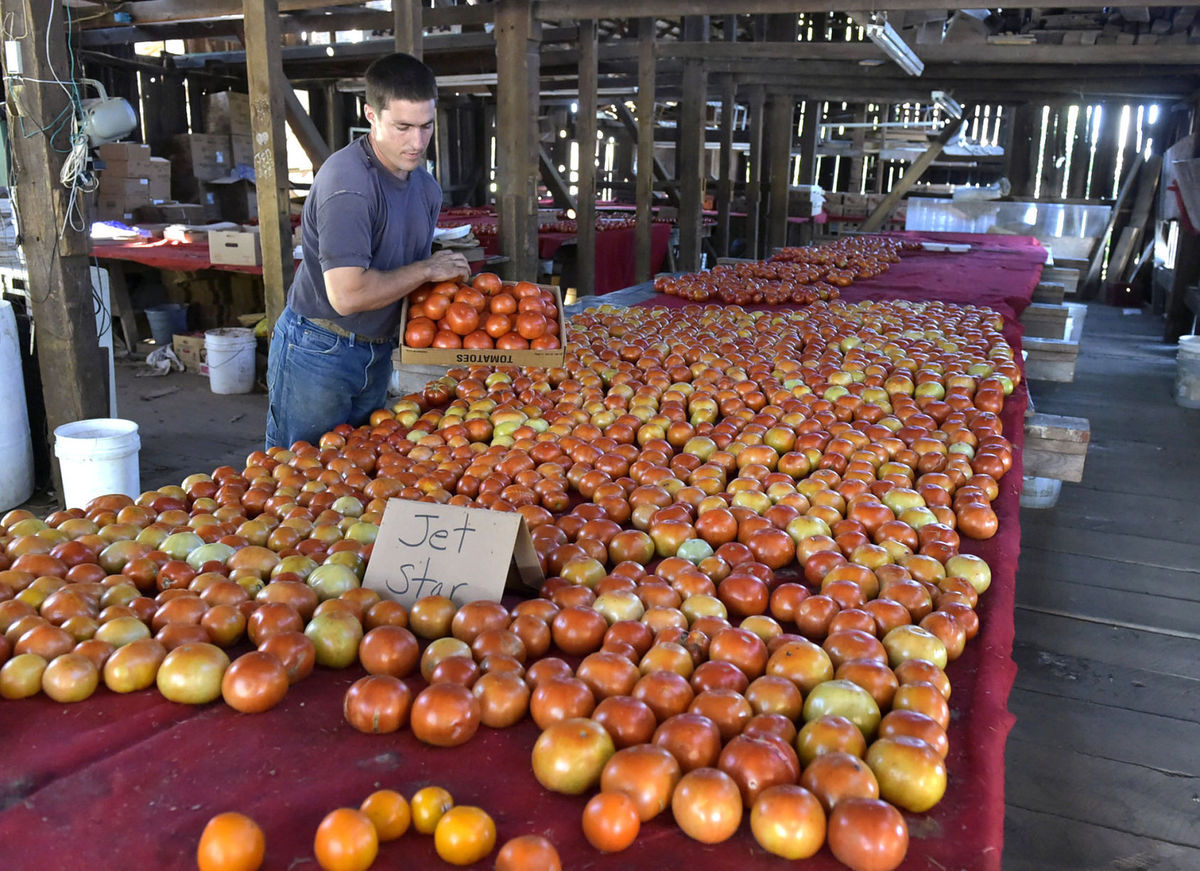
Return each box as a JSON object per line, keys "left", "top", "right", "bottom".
{"left": 54, "top": 418, "right": 139, "bottom": 440}
{"left": 205, "top": 327, "right": 255, "bottom": 340}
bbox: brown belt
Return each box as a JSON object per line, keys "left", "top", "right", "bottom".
{"left": 307, "top": 317, "right": 394, "bottom": 345}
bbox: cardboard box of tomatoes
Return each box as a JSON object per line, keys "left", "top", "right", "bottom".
{"left": 395, "top": 277, "right": 567, "bottom": 369}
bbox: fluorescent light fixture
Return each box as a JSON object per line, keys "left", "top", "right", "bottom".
{"left": 932, "top": 90, "right": 963, "bottom": 119}
{"left": 850, "top": 11, "right": 924, "bottom": 76}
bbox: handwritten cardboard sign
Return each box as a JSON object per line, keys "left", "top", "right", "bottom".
{"left": 363, "top": 499, "right": 544, "bottom": 608}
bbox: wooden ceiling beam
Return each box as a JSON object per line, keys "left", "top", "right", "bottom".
{"left": 534, "top": 0, "right": 1185, "bottom": 18}
{"left": 80, "top": 0, "right": 493, "bottom": 31}
{"left": 600, "top": 38, "right": 1200, "bottom": 67}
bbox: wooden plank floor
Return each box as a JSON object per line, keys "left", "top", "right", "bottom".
{"left": 1005, "top": 303, "right": 1200, "bottom": 870}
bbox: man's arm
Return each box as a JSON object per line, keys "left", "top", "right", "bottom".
{"left": 324, "top": 249, "right": 471, "bottom": 316}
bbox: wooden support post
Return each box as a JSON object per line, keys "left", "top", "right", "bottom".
{"left": 1082, "top": 154, "right": 1142, "bottom": 296}
{"left": 634, "top": 17, "right": 656, "bottom": 282}
{"left": 1100, "top": 154, "right": 1161, "bottom": 299}
{"left": 243, "top": 0, "right": 295, "bottom": 328}
{"left": 435, "top": 105, "right": 453, "bottom": 191}
{"left": 323, "top": 83, "right": 346, "bottom": 151}
{"left": 765, "top": 91, "right": 794, "bottom": 254}
{"left": 1, "top": 0, "right": 108, "bottom": 494}
{"left": 1066, "top": 105, "right": 1091, "bottom": 200}
{"left": 576, "top": 18, "right": 598, "bottom": 297}
{"left": 1037, "top": 104, "right": 1062, "bottom": 198}
{"left": 716, "top": 76, "right": 736, "bottom": 258}
{"left": 797, "top": 100, "right": 819, "bottom": 187}
{"left": 847, "top": 103, "right": 870, "bottom": 195}
{"left": 616, "top": 102, "right": 678, "bottom": 206}
{"left": 676, "top": 16, "right": 708, "bottom": 272}
{"left": 713, "top": 14, "right": 737, "bottom": 258}
{"left": 745, "top": 85, "right": 765, "bottom": 260}
{"left": 1007, "top": 101, "right": 1037, "bottom": 199}
{"left": 283, "top": 86, "right": 331, "bottom": 170}
{"left": 1092, "top": 101, "right": 1124, "bottom": 199}
{"left": 764, "top": 12, "right": 796, "bottom": 257}
{"left": 860, "top": 117, "right": 965, "bottom": 233}
{"left": 538, "top": 147, "right": 576, "bottom": 211}
{"left": 495, "top": 0, "right": 541, "bottom": 281}
{"left": 394, "top": 0, "right": 423, "bottom": 58}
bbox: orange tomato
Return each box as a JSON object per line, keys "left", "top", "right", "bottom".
{"left": 494, "top": 834, "right": 562, "bottom": 871}
{"left": 197, "top": 811, "right": 265, "bottom": 871}
{"left": 410, "top": 785, "right": 454, "bottom": 834}
{"left": 433, "top": 805, "right": 497, "bottom": 866}
{"left": 313, "top": 808, "right": 378, "bottom": 871}
{"left": 359, "top": 789, "right": 411, "bottom": 841}
{"left": 581, "top": 791, "right": 640, "bottom": 852}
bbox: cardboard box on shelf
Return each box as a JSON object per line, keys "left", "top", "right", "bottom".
{"left": 229, "top": 134, "right": 253, "bottom": 169}
{"left": 207, "top": 178, "right": 257, "bottom": 222}
{"left": 98, "top": 175, "right": 151, "bottom": 197}
{"left": 133, "top": 202, "right": 208, "bottom": 224}
{"left": 97, "top": 142, "right": 151, "bottom": 175}
{"left": 95, "top": 192, "right": 151, "bottom": 221}
{"left": 172, "top": 332, "right": 208, "bottom": 375}
{"left": 147, "top": 157, "right": 172, "bottom": 200}
{"left": 210, "top": 227, "right": 262, "bottom": 267}
{"left": 204, "top": 91, "right": 252, "bottom": 137}
{"left": 396, "top": 283, "right": 567, "bottom": 368}
{"left": 169, "top": 133, "right": 232, "bottom": 182}
{"left": 195, "top": 185, "right": 224, "bottom": 221}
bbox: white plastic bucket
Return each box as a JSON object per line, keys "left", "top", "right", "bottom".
{"left": 205, "top": 328, "right": 256, "bottom": 394}
{"left": 1174, "top": 335, "right": 1200, "bottom": 409}
{"left": 1020, "top": 475, "right": 1062, "bottom": 509}
{"left": 53, "top": 418, "right": 141, "bottom": 510}
{"left": 0, "top": 301, "right": 35, "bottom": 511}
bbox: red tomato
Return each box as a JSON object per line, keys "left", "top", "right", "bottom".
{"left": 221, "top": 650, "right": 289, "bottom": 713}
{"left": 826, "top": 797, "right": 909, "bottom": 871}
{"left": 343, "top": 674, "right": 412, "bottom": 734}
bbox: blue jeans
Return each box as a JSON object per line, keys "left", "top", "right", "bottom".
{"left": 265, "top": 305, "right": 396, "bottom": 449}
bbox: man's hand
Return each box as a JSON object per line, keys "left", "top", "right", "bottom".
{"left": 423, "top": 249, "right": 472, "bottom": 284}
{"left": 325, "top": 249, "right": 473, "bottom": 316}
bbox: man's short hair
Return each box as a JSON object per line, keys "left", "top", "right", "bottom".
{"left": 364, "top": 52, "right": 437, "bottom": 110}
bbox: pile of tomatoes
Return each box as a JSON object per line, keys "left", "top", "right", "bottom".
{"left": 549, "top": 215, "right": 642, "bottom": 232}
{"left": 404, "top": 273, "right": 562, "bottom": 351}
{"left": 1, "top": 294, "right": 1021, "bottom": 870}
{"left": 655, "top": 261, "right": 843, "bottom": 306}
{"left": 654, "top": 236, "right": 915, "bottom": 305}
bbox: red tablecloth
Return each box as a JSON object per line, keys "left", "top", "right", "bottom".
{"left": 593, "top": 223, "right": 672, "bottom": 295}
{"left": 92, "top": 239, "right": 268, "bottom": 275}
{"left": 0, "top": 233, "right": 1037, "bottom": 871}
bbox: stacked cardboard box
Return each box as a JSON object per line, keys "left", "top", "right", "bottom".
{"left": 95, "top": 143, "right": 154, "bottom": 222}
{"left": 147, "top": 157, "right": 171, "bottom": 201}
{"left": 168, "top": 133, "right": 233, "bottom": 219}
{"left": 203, "top": 92, "right": 257, "bottom": 222}
{"left": 204, "top": 91, "right": 252, "bottom": 137}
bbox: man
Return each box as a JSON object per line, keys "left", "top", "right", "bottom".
{"left": 266, "top": 52, "right": 469, "bottom": 449}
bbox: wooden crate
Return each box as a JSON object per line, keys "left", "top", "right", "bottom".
{"left": 1024, "top": 302, "right": 1086, "bottom": 382}
{"left": 1032, "top": 281, "right": 1066, "bottom": 305}
{"left": 1023, "top": 412, "right": 1090, "bottom": 483}
{"left": 1042, "top": 265, "right": 1080, "bottom": 296}
{"left": 1020, "top": 303, "right": 1070, "bottom": 339}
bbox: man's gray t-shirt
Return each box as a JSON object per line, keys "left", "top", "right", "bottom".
{"left": 287, "top": 135, "right": 441, "bottom": 339}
